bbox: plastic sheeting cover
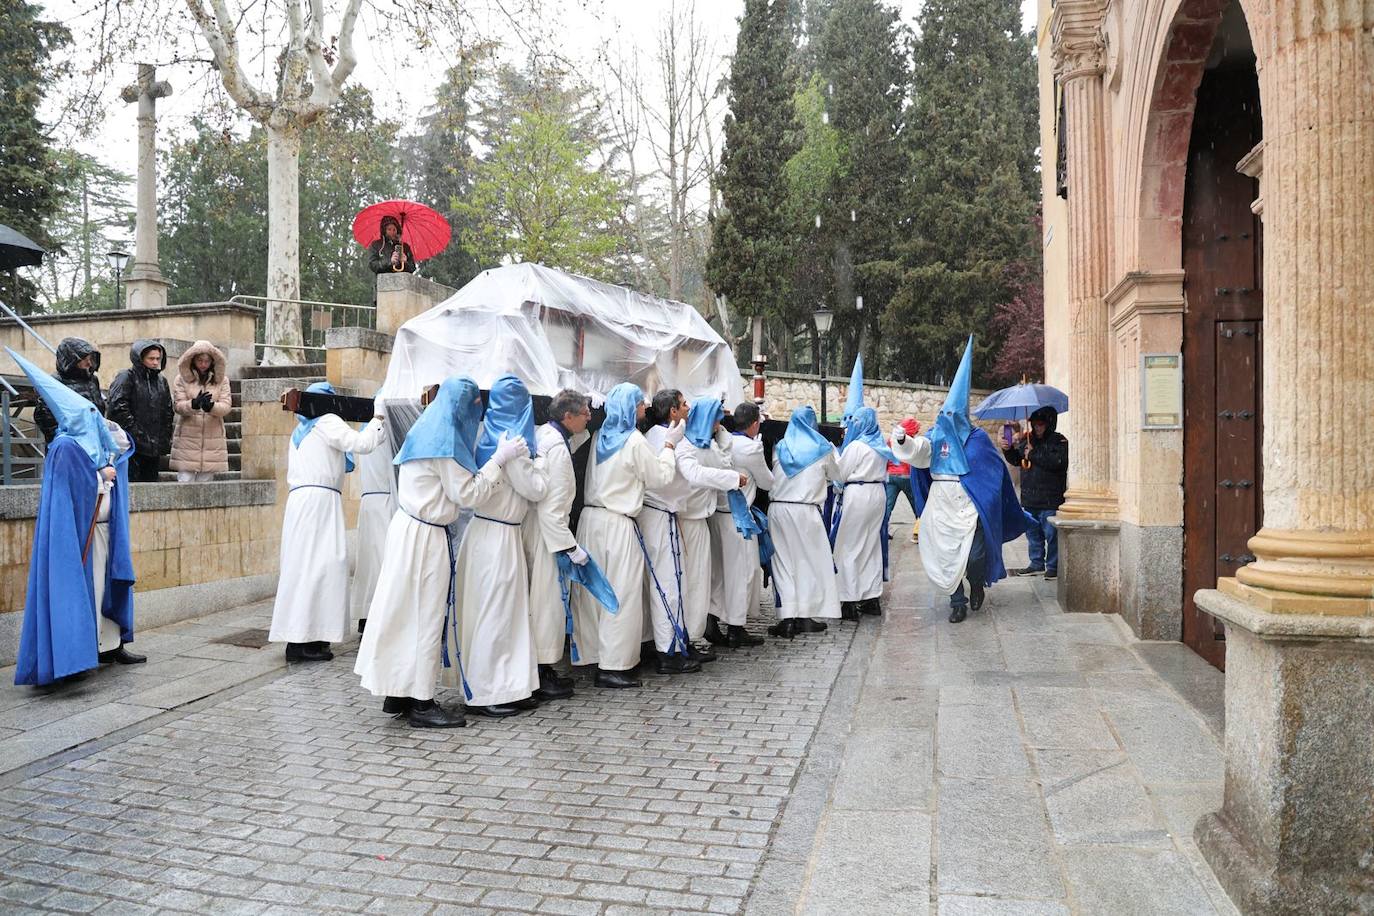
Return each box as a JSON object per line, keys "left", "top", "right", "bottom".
{"left": 381, "top": 263, "right": 744, "bottom": 406}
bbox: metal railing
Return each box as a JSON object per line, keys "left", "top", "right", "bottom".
{"left": 231, "top": 295, "right": 377, "bottom": 364}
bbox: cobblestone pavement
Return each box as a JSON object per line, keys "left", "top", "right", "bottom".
{"left": 0, "top": 513, "right": 1236, "bottom": 915}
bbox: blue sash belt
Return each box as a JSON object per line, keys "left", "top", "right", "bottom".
{"left": 406, "top": 510, "right": 472, "bottom": 701}
{"left": 289, "top": 484, "right": 341, "bottom": 495}
{"left": 634, "top": 505, "right": 689, "bottom": 655}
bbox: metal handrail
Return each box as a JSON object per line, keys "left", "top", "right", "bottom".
{"left": 233, "top": 295, "right": 377, "bottom": 364}
{"left": 227, "top": 294, "right": 376, "bottom": 312}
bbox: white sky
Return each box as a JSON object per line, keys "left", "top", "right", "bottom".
{"left": 42, "top": 0, "right": 1037, "bottom": 234}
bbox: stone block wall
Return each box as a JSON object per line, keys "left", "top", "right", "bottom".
{"left": 752, "top": 371, "right": 996, "bottom": 434}
{"left": 376, "top": 273, "right": 455, "bottom": 337}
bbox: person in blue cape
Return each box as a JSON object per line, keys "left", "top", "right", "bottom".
{"left": 10, "top": 347, "right": 141, "bottom": 687}
{"left": 355, "top": 376, "right": 527, "bottom": 728}
{"left": 833, "top": 405, "right": 897, "bottom": 620}
{"left": 571, "top": 382, "right": 679, "bottom": 689}
{"left": 450, "top": 374, "right": 549, "bottom": 718}
{"left": 766, "top": 405, "right": 843, "bottom": 638}
{"left": 891, "top": 336, "right": 1029, "bottom": 623}
{"left": 269, "top": 381, "right": 387, "bottom": 662}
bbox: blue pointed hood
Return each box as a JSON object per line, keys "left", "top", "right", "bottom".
{"left": 596, "top": 383, "right": 644, "bottom": 463}
{"left": 7, "top": 347, "right": 118, "bottom": 468}
{"left": 929, "top": 335, "right": 975, "bottom": 476}
{"left": 684, "top": 396, "right": 724, "bottom": 449}
{"left": 394, "top": 376, "right": 483, "bottom": 473}
{"left": 840, "top": 406, "right": 896, "bottom": 464}
{"left": 843, "top": 353, "right": 864, "bottom": 423}
{"left": 775, "top": 405, "right": 834, "bottom": 477}
{"left": 476, "top": 373, "right": 537, "bottom": 466}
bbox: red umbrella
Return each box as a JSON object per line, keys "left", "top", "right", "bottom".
{"left": 352, "top": 199, "right": 451, "bottom": 261}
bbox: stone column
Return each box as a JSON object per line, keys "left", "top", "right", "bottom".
{"left": 1195, "top": 8, "right": 1374, "bottom": 913}
{"left": 119, "top": 64, "right": 172, "bottom": 310}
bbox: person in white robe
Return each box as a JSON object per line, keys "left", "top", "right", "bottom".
{"left": 767, "top": 406, "right": 842, "bottom": 638}
{"left": 572, "top": 383, "right": 679, "bottom": 688}
{"left": 522, "top": 389, "right": 593, "bottom": 702}
{"left": 678, "top": 396, "right": 751, "bottom": 654}
{"left": 355, "top": 376, "right": 524, "bottom": 727}
{"left": 638, "top": 388, "right": 706, "bottom": 674}
{"left": 450, "top": 374, "right": 548, "bottom": 717}
{"left": 833, "top": 406, "right": 898, "bottom": 619}
{"left": 270, "top": 382, "right": 386, "bottom": 661}
{"left": 350, "top": 426, "right": 397, "bottom": 634}
{"left": 705, "top": 401, "right": 772, "bottom": 648}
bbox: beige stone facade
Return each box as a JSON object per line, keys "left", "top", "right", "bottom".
{"left": 1042, "top": 0, "right": 1374, "bottom": 909}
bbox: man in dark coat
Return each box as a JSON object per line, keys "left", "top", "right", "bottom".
{"left": 34, "top": 337, "right": 106, "bottom": 443}
{"left": 368, "top": 216, "right": 417, "bottom": 275}
{"left": 1004, "top": 405, "right": 1068, "bottom": 579}
{"left": 107, "top": 340, "right": 173, "bottom": 483}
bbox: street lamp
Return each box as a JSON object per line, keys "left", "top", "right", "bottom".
{"left": 106, "top": 249, "right": 130, "bottom": 310}
{"left": 814, "top": 304, "right": 834, "bottom": 423}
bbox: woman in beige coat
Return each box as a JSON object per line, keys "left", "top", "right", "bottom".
{"left": 170, "top": 340, "right": 232, "bottom": 481}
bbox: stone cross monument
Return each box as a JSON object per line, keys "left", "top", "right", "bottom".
{"left": 119, "top": 64, "right": 172, "bottom": 310}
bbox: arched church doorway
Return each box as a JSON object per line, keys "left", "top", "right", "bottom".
{"left": 1180, "top": 0, "right": 1262, "bottom": 669}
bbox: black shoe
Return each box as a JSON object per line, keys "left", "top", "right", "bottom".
{"left": 1011, "top": 567, "right": 1044, "bottom": 577}
{"left": 100, "top": 644, "right": 147, "bottom": 665}
{"left": 703, "top": 616, "right": 730, "bottom": 647}
{"left": 407, "top": 699, "right": 465, "bottom": 728}
{"left": 512, "top": 696, "right": 540, "bottom": 710}
{"left": 283, "top": 642, "right": 331, "bottom": 662}
{"left": 767, "top": 619, "right": 797, "bottom": 640}
{"left": 654, "top": 651, "right": 702, "bottom": 675}
{"left": 948, "top": 605, "right": 968, "bottom": 624}
{"left": 382, "top": 696, "right": 411, "bottom": 716}
{"left": 840, "top": 602, "right": 860, "bottom": 621}
{"left": 1044, "top": 571, "right": 1058, "bottom": 581}
{"left": 727, "top": 625, "right": 765, "bottom": 647}
{"left": 796, "top": 619, "right": 828, "bottom": 634}
{"left": 595, "top": 668, "right": 642, "bottom": 689}
{"left": 357, "top": 618, "right": 368, "bottom": 634}
{"left": 470, "top": 703, "right": 521, "bottom": 718}
{"left": 688, "top": 642, "right": 718, "bottom": 664}
{"left": 533, "top": 664, "right": 574, "bottom": 701}
{"left": 970, "top": 583, "right": 985, "bottom": 613}
{"left": 860, "top": 599, "right": 882, "bottom": 616}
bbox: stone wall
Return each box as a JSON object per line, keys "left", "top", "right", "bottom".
{"left": 0, "top": 480, "right": 279, "bottom": 666}
{"left": 0, "top": 303, "right": 262, "bottom": 377}
{"left": 752, "top": 371, "right": 994, "bottom": 433}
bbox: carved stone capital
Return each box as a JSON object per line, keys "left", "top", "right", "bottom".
{"left": 1054, "top": 30, "right": 1107, "bottom": 81}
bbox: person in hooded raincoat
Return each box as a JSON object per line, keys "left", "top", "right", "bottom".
{"left": 522, "top": 388, "right": 594, "bottom": 702}
{"left": 447, "top": 374, "right": 547, "bottom": 717}
{"left": 107, "top": 339, "right": 173, "bottom": 483}
{"left": 705, "top": 400, "right": 773, "bottom": 648}
{"left": 350, "top": 414, "right": 398, "bottom": 634}
{"left": 269, "top": 382, "right": 387, "bottom": 660}
{"left": 767, "top": 406, "right": 843, "bottom": 638}
{"left": 10, "top": 348, "right": 142, "bottom": 686}
{"left": 833, "top": 406, "right": 898, "bottom": 619}
{"left": 891, "top": 336, "right": 1028, "bottom": 623}
{"left": 676, "top": 396, "right": 749, "bottom": 659}
{"left": 34, "top": 337, "right": 106, "bottom": 444}
{"left": 572, "top": 383, "right": 679, "bottom": 688}
{"left": 355, "top": 377, "right": 526, "bottom": 728}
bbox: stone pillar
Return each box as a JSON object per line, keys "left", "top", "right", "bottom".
{"left": 1195, "top": 8, "right": 1374, "bottom": 914}
{"left": 376, "top": 273, "right": 456, "bottom": 338}
{"left": 1050, "top": 3, "right": 1119, "bottom": 615}
{"left": 119, "top": 64, "right": 172, "bottom": 310}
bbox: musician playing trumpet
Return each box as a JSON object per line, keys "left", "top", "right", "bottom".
{"left": 368, "top": 216, "right": 416, "bottom": 275}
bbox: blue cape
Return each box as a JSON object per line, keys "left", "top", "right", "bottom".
{"left": 294, "top": 381, "right": 355, "bottom": 472}
{"left": 596, "top": 383, "right": 644, "bottom": 463}
{"left": 911, "top": 427, "right": 1028, "bottom": 588}
{"left": 476, "top": 374, "right": 537, "bottom": 466}
{"left": 929, "top": 335, "right": 975, "bottom": 476}
{"left": 776, "top": 406, "right": 833, "bottom": 478}
{"left": 15, "top": 436, "right": 136, "bottom": 686}
{"left": 840, "top": 406, "right": 897, "bottom": 464}
{"left": 394, "top": 376, "right": 483, "bottom": 473}
{"left": 684, "top": 396, "right": 723, "bottom": 449}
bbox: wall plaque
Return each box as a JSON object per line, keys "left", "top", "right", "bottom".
{"left": 1141, "top": 353, "right": 1182, "bottom": 429}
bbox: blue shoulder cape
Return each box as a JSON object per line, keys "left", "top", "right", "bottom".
{"left": 15, "top": 437, "right": 136, "bottom": 686}
{"left": 911, "top": 427, "right": 1027, "bottom": 588}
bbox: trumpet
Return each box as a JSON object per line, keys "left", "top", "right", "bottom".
{"left": 390, "top": 236, "right": 407, "bottom": 271}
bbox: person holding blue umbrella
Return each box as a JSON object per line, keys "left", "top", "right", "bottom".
{"left": 1003, "top": 406, "right": 1068, "bottom": 579}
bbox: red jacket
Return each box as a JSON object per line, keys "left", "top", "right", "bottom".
{"left": 886, "top": 417, "right": 921, "bottom": 477}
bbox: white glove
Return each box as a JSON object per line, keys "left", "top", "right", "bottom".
{"left": 492, "top": 433, "right": 529, "bottom": 467}
{"left": 568, "top": 546, "right": 589, "bottom": 566}
{"left": 664, "top": 419, "right": 686, "bottom": 446}
{"left": 891, "top": 425, "right": 907, "bottom": 444}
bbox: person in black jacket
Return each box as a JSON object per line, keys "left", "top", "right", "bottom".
{"left": 368, "top": 216, "right": 416, "bottom": 275}
{"left": 107, "top": 340, "right": 174, "bottom": 482}
{"left": 1003, "top": 405, "right": 1068, "bottom": 579}
{"left": 34, "top": 337, "right": 106, "bottom": 443}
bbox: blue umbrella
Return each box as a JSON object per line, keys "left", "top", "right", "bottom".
{"left": 972, "top": 383, "right": 1069, "bottom": 421}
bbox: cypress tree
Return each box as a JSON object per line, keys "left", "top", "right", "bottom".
{"left": 883, "top": 0, "right": 1038, "bottom": 384}
{"left": 706, "top": 0, "right": 800, "bottom": 351}
{"left": 0, "top": 0, "right": 70, "bottom": 313}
